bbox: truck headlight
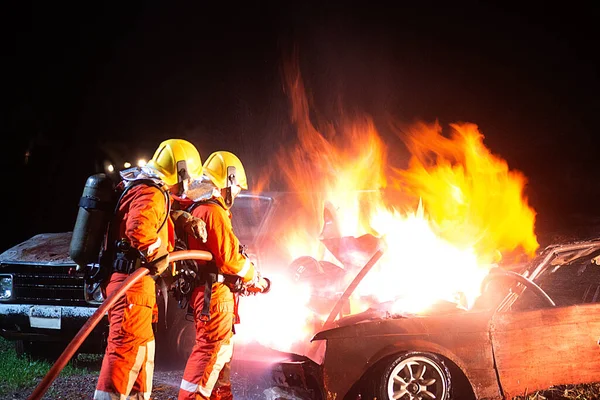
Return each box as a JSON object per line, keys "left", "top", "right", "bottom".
{"left": 92, "top": 286, "right": 105, "bottom": 303}
{"left": 0, "top": 274, "right": 13, "bottom": 300}
{"left": 85, "top": 283, "right": 105, "bottom": 304}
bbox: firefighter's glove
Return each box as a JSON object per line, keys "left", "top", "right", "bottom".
{"left": 174, "top": 211, "right": 208, "bottom": 242}
{"left": 184, "top": 216, "right": 207, "bottom": 242}
{"left": 145, "top": 253, "right": 170, "bottom": 276}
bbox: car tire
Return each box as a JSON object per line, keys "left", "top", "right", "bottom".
{"left": 376, "top": 352, "right": 451, "bottom": 400}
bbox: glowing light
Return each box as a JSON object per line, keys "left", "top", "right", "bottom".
{"left": 137, "top": 159, "right": 147, "bottom": 167}
{"left": 234, "top": 272, "right": 319, "bottom": 352}
{"left": 123, "top": 162, "right": 131, "bottom": 168}
{"left": 107, "top": 164, "right": 114, "bottom": 173}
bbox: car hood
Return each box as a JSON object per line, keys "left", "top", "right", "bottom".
{"left": 0, "top": 232, "right": 74, "bottom": 265}
{"left": 312, "top": 305, "right": 492, "bottom": 342}
{"left": 312, "top": 298, "right": 486, "bottom": 342}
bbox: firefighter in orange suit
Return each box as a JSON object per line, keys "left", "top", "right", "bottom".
{"left": 177, "top": 151, "right": 269, "bottom": 400}
{"left": 94, "top": 139, "right": 206, "bottom": 400}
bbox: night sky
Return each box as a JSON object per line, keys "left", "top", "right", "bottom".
{"left": 1, "top": 2, "right": 599, "bottom": 251}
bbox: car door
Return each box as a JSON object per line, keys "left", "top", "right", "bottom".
{"left": 489, "top": 257, "right": 600, "bottom": 398}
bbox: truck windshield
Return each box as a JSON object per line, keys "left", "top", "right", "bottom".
{"left": 230, "top": 195, "right": 273, "bottom": 244}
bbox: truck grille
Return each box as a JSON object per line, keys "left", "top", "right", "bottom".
{"left": 0, "top": 263, "right": 88, "bottom": 305}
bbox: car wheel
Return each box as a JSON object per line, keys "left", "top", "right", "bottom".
{"left": 377, "top": 352, "right": 451, "bottom": 400}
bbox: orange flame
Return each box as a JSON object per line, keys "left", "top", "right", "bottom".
{"left": 276, "top": 64, "right": 388, "bottom": 239}
{"left": 394, "top": 121, "right": 538, "bottom": 261}
{"left": 235, "top": 57, "right": 539, "bottom": 354}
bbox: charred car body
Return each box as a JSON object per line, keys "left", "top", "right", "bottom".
{"left": 272, "top": 236, "right": 600, "bottom": 400}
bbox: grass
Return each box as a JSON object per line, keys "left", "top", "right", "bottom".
{"left": 512, "top": 383, "right": 600, "bottom": 400}
{"left": 0, "top": 337, "right": 98, "bottom": 395}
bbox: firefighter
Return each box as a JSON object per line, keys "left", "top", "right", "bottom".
{"left": 94, "top": 138, "right": 205, "bottom": 400}
{"left": 177, "top": 151, "right": 269, "bottom": 400}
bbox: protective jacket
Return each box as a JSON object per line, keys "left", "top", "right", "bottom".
{"left": 178, "top": 196, "right": 255, "bottom": 400}
{"left": 95, "top": 183, "right": 173, "bottom": 400}
{"left": 189, "top": 197, "right": 256, "bottom": 280}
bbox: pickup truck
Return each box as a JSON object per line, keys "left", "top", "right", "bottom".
{"left": 0, "top": 192, "right": 290, "bottom": 364}
{"left": 0, "top": 231, "right": 105, "bottom": 360}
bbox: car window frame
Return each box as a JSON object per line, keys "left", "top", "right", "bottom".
{"left": 495, "top": 240, "right": 600, "bottom": 313}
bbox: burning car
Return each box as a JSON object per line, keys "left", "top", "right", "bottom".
{"left": 270, "top": 235, "right": 600, "bottom": 400}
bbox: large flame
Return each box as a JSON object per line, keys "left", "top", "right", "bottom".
{"left": 234, "top": 58, "right": 538, "bottom": 354}
{"left": 394, "top": 121, "right": 538, "bottom": 261}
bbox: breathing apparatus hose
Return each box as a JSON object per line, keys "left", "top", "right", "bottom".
{"left": 27, "top": 250, "right": 213, "bottom": 400}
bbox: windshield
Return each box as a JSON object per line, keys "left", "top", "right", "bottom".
{"left": 230, "top": 195, "right": 273, "bottom": 244}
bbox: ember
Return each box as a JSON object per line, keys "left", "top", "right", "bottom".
{"left": 234, "top": 58, "right": 539, "bottom": 355}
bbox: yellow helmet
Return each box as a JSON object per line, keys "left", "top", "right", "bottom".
{"left": 146, "top": 139, "right": 203, "bottom": 186}
{"left": 203, "top": 151, "right": 248, "bottom": 190}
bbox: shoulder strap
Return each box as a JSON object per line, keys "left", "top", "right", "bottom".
{"left": 186, "top": 198, "right": 224, "bottom": 214}
{"left": 115, "top": 179, "right": 171, "bottom": 234}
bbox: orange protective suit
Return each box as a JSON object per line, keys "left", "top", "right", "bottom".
{"left": 95, "top": 184, "right": 173, "bottom": 400}
{"left": 178, "top": 198, "right": 257, "bottom": 400}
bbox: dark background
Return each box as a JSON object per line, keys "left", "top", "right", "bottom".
{"left": 1, "top": 2, "right": 599, "bottom": 251}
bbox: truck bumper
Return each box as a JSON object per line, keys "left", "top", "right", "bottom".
{"left": 0, "top": 304, "right": 108, "bottom": 352}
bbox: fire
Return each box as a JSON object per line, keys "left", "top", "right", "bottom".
{"left": 234, "top": 57, "right": 539, "bottom": 354}
{"left": 235, "top": 271, "right": 318, "bottom": 353}
{"left": 363, "top": 202, "right": 486, "bottom": 313}
{"left": 394, "top": 120, "right": 539, "bottom": 261}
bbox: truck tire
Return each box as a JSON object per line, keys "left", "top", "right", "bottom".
{"left": 155, "top": 295, "right": 195, "bottom": 369}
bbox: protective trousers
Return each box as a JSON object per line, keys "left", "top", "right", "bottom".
{"left": 95, "top": 273, "right": 156, "bottom": 400}
{"left": 179, "top": 284, "right": 235, "bottom": 400}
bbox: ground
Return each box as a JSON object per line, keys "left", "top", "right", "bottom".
{"left": 5, "top": 359, "right": 275, "bottom": 400}
{"left": 4, "top": 358, "right": 600, "bottom": 399}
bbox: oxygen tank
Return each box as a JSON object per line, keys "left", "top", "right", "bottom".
{"left": 69, "top": 173, "right": 116, "bottom": 267}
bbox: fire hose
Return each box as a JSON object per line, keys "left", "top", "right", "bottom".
{"left": 27, "top": 249, "right": 269, "bottom": 400}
